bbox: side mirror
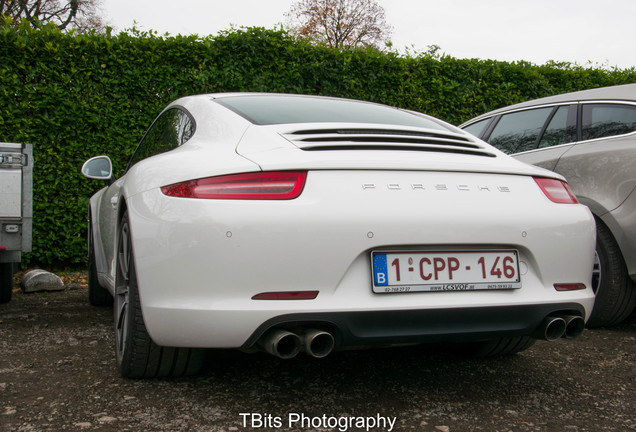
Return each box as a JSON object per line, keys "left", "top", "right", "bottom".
{"left": 81, "top": 156, "right": 114, "bottom": 184}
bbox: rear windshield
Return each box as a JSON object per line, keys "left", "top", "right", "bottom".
{"left": 215, "top": 95, "right": 449, "bottom": 131}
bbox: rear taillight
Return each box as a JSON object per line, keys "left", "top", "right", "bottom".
{"left": 534, "top": 178, "right": 578, "bottom": 204}
{"left": 161, "top": 171, "right": 307, "bottom": 200}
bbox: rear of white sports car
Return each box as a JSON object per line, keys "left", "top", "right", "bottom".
{"left": 119, "top": 95, "right": 595, "bottom": 364}
{"left": 85, "top": 94, "right": 596, "bottom": 377}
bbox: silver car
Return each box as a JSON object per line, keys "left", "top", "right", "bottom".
{"left": 460, "top": 84, "right": 636, "bottom": 327}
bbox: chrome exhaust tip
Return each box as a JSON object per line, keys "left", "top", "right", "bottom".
{"left": 537, "top": 316, "right": 567, "bottom": 341}
{"left": 304, "top": 330, "right": 335, "bottom": 358}
{"left": 563, "top": 315, "right": 585, "bottom": 339}
{"left": 259, "top": 329, "right": 302, "bottom": 359}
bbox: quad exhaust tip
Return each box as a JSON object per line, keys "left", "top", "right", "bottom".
{"left": 536, "top": 314, "right": 585, "bottom": 341}
{"left": 259, "top": 329, "right": 302, "bottom": 359}
{"left": 563, "top": 315, "right": 585, "bottom": 339}
{"left": 541, "top": 316, "right": 567, "bottom": 341}
{"left": 259, "top": 329, "right": 335, "bottom": 359}
{"left": 304, "top": 329, "right": 335, "bottom": 358}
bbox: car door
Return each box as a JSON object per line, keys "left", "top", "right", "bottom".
{"left": 550, "top": 102, "right": 636, "bottom": 213}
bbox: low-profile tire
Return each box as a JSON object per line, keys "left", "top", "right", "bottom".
{"left": 115, "top": 212, "right": 205, "bottom": 378}
{"left": 586, "top": 220, "right": 636, "bottom": 328}
{"left": 0, "top": 262, "right": 13, "bottom": 303}
{"left": 88, "top": 217, "right": 113, "bottom": 307}
{"left": 456, "top": 336, "right": 536, "bottom": 357}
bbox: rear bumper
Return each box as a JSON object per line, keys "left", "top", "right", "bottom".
{"left": 242, "top": 303, "right": 587, "bottom": 349}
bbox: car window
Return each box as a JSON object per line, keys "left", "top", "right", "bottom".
{"left": 127, "top": 108, "right": 195, "bottom": 170}
{"left": 581, "top": 103, "right": 636, "bottom": 141}
{"left": 487, "top": 107, "right": 554, "bottom": 154}
{"left": 215, "top": 95, "right": 450, "bottom": 131}
{"left": 538, "top": 105, "right": 577, "bottom": 148}
{"left": 462, "top": 118, "right": 490, "bottom": 138}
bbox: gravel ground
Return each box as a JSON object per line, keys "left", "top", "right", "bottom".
{"left": 0, "top": 277, "right": 634, "bottom": 432}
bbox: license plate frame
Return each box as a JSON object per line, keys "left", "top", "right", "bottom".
{"left": 371, "top": 250, "right": 522, "bottom": 293}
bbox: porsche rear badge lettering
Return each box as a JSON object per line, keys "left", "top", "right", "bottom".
{"left": 361, "top": 183, "right": 512, "bottom": 192}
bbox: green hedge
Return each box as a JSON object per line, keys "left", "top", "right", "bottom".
{"left": 1, "top": 22, "right": 635, "bottom": 267}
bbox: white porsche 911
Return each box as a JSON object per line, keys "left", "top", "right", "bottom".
{"left": 81, "top": 93, "right": 596, "bottom": 378}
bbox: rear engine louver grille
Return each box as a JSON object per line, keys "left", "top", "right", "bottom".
{"left": 282, "top": 128, "right": 496, "bottom": 157}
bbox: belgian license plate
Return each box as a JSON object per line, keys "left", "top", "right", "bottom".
{"left": 371, "top": 250, "right": 521, "bottom": 293}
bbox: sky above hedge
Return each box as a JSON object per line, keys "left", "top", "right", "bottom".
{"left": 101, "top": 0, "right": 636, "bottom": 69}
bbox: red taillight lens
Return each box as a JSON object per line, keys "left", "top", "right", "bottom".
{"left": 161, "top": 171, "right": 307, "bottom": 200}
{"left": 534, "top": 178, "right": 578, "bottom": 204}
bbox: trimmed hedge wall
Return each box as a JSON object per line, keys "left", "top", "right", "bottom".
{"left": 1, "top": 22, "right": 635, "bottom": 267}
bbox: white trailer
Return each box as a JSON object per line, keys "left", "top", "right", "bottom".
{"left": 0, "top": 143, "right": 33, "bottom": 302}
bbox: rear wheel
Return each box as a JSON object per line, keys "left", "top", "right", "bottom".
{"left": 586, "top": 220, "right": 636, "bottom": 328}
{"left": 0, "top": 262, "right": 13, "bottom": 303}
{"left": 115, "top": 212, "right": 205, "bottom": 378}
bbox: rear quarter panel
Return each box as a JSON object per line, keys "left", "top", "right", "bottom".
{"left": 551, "top": 135, "right": 636, "bottom": 215}
{"left": 514, "top": 144, "right": 575, "bottom": 172}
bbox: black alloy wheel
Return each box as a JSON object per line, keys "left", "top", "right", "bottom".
{"left": 586, "top": 220, "right": 636, "bottom": 328}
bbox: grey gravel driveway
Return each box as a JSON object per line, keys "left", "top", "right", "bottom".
{"left": 1, "top": 283, "right": 634, "bottom": 432}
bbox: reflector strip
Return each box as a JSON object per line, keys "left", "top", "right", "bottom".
{"left": 554, "top": 283, "right": 587, "bottom": 291}
{"left": 252, "top": 291, "right": 319, "bottom": 300}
